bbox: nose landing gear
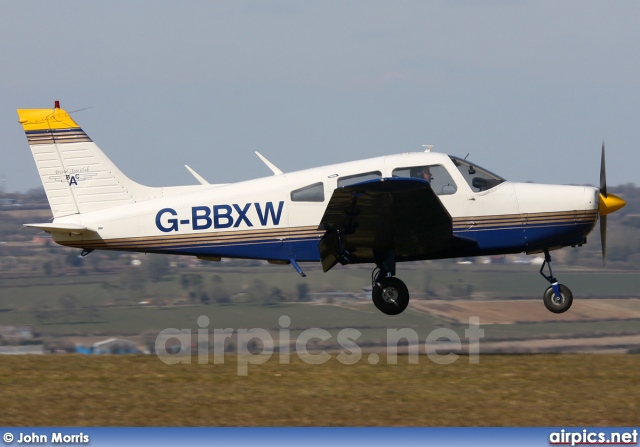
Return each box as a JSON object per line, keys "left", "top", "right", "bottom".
{"left": 540, "top": 249, "right": 573, "bottom": 313}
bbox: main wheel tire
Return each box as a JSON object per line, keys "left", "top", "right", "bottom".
{"left": 543, "top": 284, "right": 573, "bottom": 313}
{"left": 372, "top": 277, "right": 409, "bottom": 315}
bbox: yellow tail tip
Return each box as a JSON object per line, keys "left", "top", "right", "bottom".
{"left": 599, "top": 192, "right": 626, "bottom": 216}
{"left": 17, "top": 106, "right": 79, "bottom": 131}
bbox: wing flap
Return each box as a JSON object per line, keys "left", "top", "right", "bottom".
{"left": 318, "top": 178, "right": 476, "bottom": 271}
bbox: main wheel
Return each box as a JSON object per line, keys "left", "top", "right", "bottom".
{"left": 543, "top": 284, "right": 573, "bottom": 313}
{"left": 372, "top": 277, "right": 409, "bottom": 315}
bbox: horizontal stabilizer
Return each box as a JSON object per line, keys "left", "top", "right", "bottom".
{"left": 23, "top": 222, "right": 94, "bottom": 234}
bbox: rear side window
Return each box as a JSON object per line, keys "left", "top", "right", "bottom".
{"left": 291, "top": 182, "right": 324, "bottom": 202}
{"left": 338, "top": 171, "right": 382, "bottom": 188}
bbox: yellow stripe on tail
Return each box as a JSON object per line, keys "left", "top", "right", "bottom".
{"left": 17, "top": 105, "right": 80, "bottom": 131}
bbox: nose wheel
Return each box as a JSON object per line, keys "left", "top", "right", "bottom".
{"left": 543, "top": 283, "right": 573, "bottom": 313}
{"left": 539, "top": 249, "right": 573, "bottom": 313}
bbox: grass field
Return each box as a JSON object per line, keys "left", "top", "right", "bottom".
{"left": 1, "top": 354, "right": 639, "bottom": 426}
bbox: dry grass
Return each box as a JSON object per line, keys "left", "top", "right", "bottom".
{"left": 1, "top": 354, "right": 638, "bottom": 426}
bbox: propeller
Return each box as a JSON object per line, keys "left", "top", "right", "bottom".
{"left": 598, "top": 142, "right": 626, "bottom": 264}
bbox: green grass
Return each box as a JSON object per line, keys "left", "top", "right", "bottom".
{"left": 3, "top": 263, "right": 640, "bottom": 310}
{"left": 1, "top": 354, "right": 639, "bottom": 426}
{"left": 0, "top": 301, "right": 444, "bottom": 338}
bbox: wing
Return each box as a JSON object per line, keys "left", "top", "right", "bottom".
{"left": 318, "top": 178, "right": 476, "bottom": 272}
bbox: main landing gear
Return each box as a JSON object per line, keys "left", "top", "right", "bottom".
{"left": 372, "top": 273, "right": 409, "bottom": 315}
{"left": 540, "top": 249, "right": 573, "bottom": 313}
{"left": 371, "top": 251, "right": 409, "bottom": 315}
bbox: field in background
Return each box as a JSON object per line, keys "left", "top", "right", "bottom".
{"left": 2, "top": 262, "right": 640, "bottom": 353}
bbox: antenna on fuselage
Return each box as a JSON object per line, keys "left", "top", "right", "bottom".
{"left": 422, "top": 145, "right": 433, "bottom": 152}
{"left": 185, "top": 165, "right": 210, "bottom": 185}
{"left": 255, "top": 151, "right": 284, "bottom": 175}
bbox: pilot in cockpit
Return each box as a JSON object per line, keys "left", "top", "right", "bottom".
{"left": 411, "top": 166, "right": 432, "bottom": 182}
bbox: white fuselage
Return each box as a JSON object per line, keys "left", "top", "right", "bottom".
{"left": 49, "top": 151, "right": 599, "bottom": 262}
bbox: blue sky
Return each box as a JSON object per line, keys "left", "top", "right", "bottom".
{"left": 2, "top": 1, "right": 639, "bottom": 192}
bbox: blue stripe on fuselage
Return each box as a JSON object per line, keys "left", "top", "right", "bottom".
{"left": 454, "top": 221, "right": 593, "bottom": 256}
{"left": 139, "top": 220, "right": 594, "bottom": 263}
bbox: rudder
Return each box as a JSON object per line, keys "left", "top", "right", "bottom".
{"left": 18, "top": 102, "right": 157, "bottom": 218}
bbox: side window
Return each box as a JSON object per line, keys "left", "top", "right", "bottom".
{"left": 291, "top": 182, "right": 325, "bottom": 202}
{"left": 392, "top": 165, "right": 457, "bottom": 195}
{"left": 338, "top": 171, "right": 382, "bottom": 188}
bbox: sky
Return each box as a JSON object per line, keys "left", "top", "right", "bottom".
{"left": 2, "top": 1, "right": 639, "bottom": 193}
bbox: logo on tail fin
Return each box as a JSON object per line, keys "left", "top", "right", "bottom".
{"left": 50, "top": 167, "right": 97, "bottom": 186}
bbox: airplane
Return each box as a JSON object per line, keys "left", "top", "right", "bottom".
{"left": 17, "top": 102, "right": 627, "bottom": 316}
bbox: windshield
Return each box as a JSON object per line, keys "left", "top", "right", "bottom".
{"left": 449, "top": 156, "right": 505, "bottom": 192}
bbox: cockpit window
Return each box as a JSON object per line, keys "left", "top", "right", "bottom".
{"left": 449, "top": 156, "right": 505, "bottom": 192}
{"left": 392, "top": 164, "right": 457, "bottom": 195}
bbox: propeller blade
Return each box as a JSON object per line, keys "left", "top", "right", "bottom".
{"left": 600, "top": 142, "right": 607, "bottom": 198}
{"left": 600, "top": 214, "right": 607, "bottom": 265}
{"left": 597, "top": 142, "right": 626, "bottom": 265}
{"left": 599, "top": 142, "right": 607, "bottom": 265}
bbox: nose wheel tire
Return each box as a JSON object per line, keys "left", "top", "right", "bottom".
{"left": 543, "top": 284, "right": 573, "bottom": 313}
{"left": 372, "top": 277, "right": 409, "bottom": 315}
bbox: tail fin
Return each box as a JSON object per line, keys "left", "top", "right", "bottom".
{"left": 18, "top": 103, "right": 158, "bottom": 218}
